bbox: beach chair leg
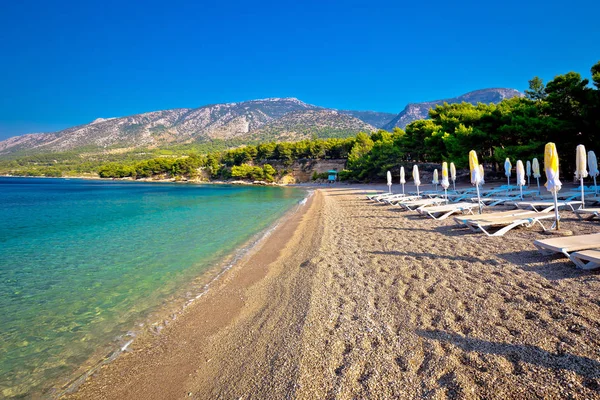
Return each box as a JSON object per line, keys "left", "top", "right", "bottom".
{"left": 533, "top": 242, "right": 556, "bottom": 256}
{"left": 569, "top": 255, "right": 600, "bottom": 270}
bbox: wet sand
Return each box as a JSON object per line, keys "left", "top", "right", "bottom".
{"left": 65, "top": 188, "right": 600, "bottom": 399}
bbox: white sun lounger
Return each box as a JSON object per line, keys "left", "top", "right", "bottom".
{"left": 396, "top": 198, "right": 447, "bottom": 211}
{"left": 416, "top": 202, "right": 476, "bottom": 220}
{"left": 513, "top": 200, "right": 583, "bottom": 213}
{"left": 574, "top": 208, "right": 600, "bottom": 220}
{"left": 453, "top": 210, "right": 536, "bottom": 226}
{"left": 570, "top": 250, "right": 600, "bottom": 269}
{"left": 464, "top": 212, "right": 556, "bottom": 236}
{"left": 382, "top": 195, "right": 421, "bottom": 204}
{"left": 472, "top": 197, "right": 521, "bottom": 207}
{"left": 533, "top": 233, "right": 600, "bottom": 269}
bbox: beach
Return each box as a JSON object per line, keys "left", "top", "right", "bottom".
{"left": 64, "top": 187, "right": 600, "bottom": 399}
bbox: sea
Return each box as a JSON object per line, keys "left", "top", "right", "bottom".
{"left": 0, "top": 177, "right": 307, "bottom": 398}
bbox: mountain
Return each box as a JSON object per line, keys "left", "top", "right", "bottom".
{"left": 382, "top": 88, "right": 523, "bottom": 130}
{"left": 337, "top": 110, "right": 396, "bottom": 128}
{"left": 251, "top": 110, "right": 375, "bottom": 141}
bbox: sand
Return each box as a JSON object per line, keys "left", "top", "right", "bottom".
{"left": 63, "top": 187, "right": 600, "bottom": 399}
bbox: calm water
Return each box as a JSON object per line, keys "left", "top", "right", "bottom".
{"left": 0, "top": 177, "right": 306, "bottom": 398}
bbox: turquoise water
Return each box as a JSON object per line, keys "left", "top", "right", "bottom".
{"left": 0, "top": 177, "right": 306, "bottom": 398}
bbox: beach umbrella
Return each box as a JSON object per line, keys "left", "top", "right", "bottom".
{"left": 544, "top": 143, "right": 562, "bottom": 229}
{"left": 504, "top": 158, "right": 512, "bottom": 189}
{"left": 469, "top": 150, "right": 483, "bottom": 213}
{"left": 399, "top": 166, "right": 406, "bottom": 195}
{"left": 413, "top": 165, "right": 421, "bottom": 196}
{"left": 532, "top": 158, "right": 541, "bottom": 195}
{"left": 516, "top": 160, "right": 526, "bottom": 200}
{"left": 432, "top": 169, "right": 439, "bottom": 192}
{"left": 479, "top": 164, "right": 485, "bottom": 186}
{"left": 526, "top": 160, "right": 532, "bottom": 186}
{"left": 441, "top": 162, "right": 450, "bottom": 200}
{"left": 387, "top": 170, "right": 392, "bottom": 193}
{"left": 575, "top": 145, "right": 588, "bottom": 207}
{"left": 450, "top": 162, "right": 456, "bottom": 191}
{"left": 589, "top": 151, "right": 598, "bottom": 196}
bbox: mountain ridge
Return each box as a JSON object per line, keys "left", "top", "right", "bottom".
{"left": 0, "top": 89, "right": 523, "bottom": 155}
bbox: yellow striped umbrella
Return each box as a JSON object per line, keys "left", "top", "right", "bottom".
{"left": 450, "top": 162, "right": 456, "bottom": 191}
{"left": 544, "top": 143, "right": 562, "bottom": 229}
{"left": 532, "top": 157, "right": 541, "bottom": 194}
{"left": 432, "top": 169, "right": 439, "bottom": 191}
{"left": 469, "top": 150, "right": 482, "bottom": 213}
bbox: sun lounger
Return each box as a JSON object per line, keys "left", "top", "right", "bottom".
{"left": 513, "top": 200, "right": 583, "bottom": 212}
{"left": 396, "top": 198, "right": 447, "bottom": 211}
{"left": 569, "top": 250, "right": 600, "bottom": 269}
{"left": 464, "top": 212, "right": 556, "bottom": 236}
{"left": 416, "top": 202, "right": 476, "bottom": 220}
{"left": 382, "top": 195, "right": 421, "bottom": 204}
{"left": 454, "top": 210, "right": 537, "bottom": 226}
{"left": 574, "top": 208, "right": 600, "bottom": 220}
{"left": 367, "top": 192, "right": 395, "bottom": 201}
{"left": 533, "top": 233, "right": 600, "bottom": 269}
{"left": 472, "top": 197, "right": 520, "bottom": 207}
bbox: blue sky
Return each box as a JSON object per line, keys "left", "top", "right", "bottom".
{"left": 1, "top": 0, "right": 599, "bottom": 140}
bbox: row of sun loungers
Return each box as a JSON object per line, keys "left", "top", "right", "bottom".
{"left": 365, "top": 188, "right": 600, "bottom": 269}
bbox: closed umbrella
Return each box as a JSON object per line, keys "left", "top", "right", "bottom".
{"left": 532, "top": 158, "right": 541, "bottom": 195}
{"left": 516, "top": 160, "right": 526, "bottom": 200}
{"left": 588, "top": 151, "right": 598, "bottom": 196}
{"left": 504, "top": 158, "right": 512, "bottom": 189}
{"left": 400, "top": 166, "right": 406, "bottom": 195}
{"left": 544, "top": 143, "right": 562, "bottom": 230}
{"left": 479, "top": 164, "right": 485, "bottom": 186}
{"left": 575, "top": 145, "right": 588, "bottom": 207}
{"left": 441, "top": 162, "right": 450, "bottom": 200}
{"left": 413, "top": 165, "right": 421, "bottom": 197}
{"left": 432, "top": 169, "right": 439, "bottom": 192}
{"left": 387, "top": 170, "right": 392, "bottom": 193}
{"left": 526, "top": 160, "right": 532, "bottom": 186}
{"left": 450, "top": 162, "right": 456, "bottom": 191}
{"left": 469, "top": 150, "right": 483, "bottom": 213}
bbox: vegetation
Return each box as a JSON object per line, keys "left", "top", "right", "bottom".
{"left": 1, "top": 62, "right": 599, "bottom": 183}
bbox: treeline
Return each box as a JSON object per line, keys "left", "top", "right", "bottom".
{"left": 96, "top": 137, "right": 356, "bottom": 180}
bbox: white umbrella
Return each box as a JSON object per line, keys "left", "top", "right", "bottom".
{"left": 441, "top": 162, "right": 450, "bottom": 200}
{"left": 413, "top": 165, "right": 421, "bottom": 196}
{"left": 469, "top": 151, "right": 483, "bottom": 213}
{"left": 504, "top": 158, "right": 512, "bottom": 189}
{"left": 399, "top": 166, "right": 406, "bottom": 195}
{"left": 532, "top": 158, "right": 541, "bottom": 195}
{"left": 479, "top": 164, "right": 485, "bottom": 186}
{"left": 575, "top": 145, "right": 588, "bottom": 207}
{"left": 516, "top": 160, "right": 526, "bottom": 200}
{"left": 545, "top": 143, "right": 562, "bottom": 229}
{"left": 387, "top": 170, "right": 392, "bottom": 193}
{"left": 589, "top": 151, "right": 598, "bottom": 196}
{"left": 432, "top": 169, "right": 439, "bottom": 192}
{"left": 450, "top": 162, "right": 456, "bottom": 191}
{"left": 526, "top": 160, "right": 532, "bottom": 186}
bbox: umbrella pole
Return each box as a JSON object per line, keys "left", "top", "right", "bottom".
{"left": 520, "top": 185, "right": 523, "bottom": 200}
{"left": 388, "top": 184, "right": 391, "bottom": 194}
{"left": 507, "top": 177, "right": 510, "bottom": 190}
{"left": 402, "top": 183, "right": 405, "bottom": 195}
{"left": 476, "top": 184, "right": 482, "bottom": 214}
{"left": 595, "top": 176, "right": 598, "bottom": 196}
{"left": 453, "top": 181, "right": 455, "bottom": 191}
{"left": 580, "top": 177, "right": 585, "bottom": 207}
{"left": 417, "top": 186, "right": 420, "bottom": 197}
{"left": 553, "top": 192, "right": 560, "bottom": 230}
{"left": 536, "top": 177, "right": 540, "bottom": 195}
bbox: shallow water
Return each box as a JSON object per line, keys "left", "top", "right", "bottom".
{"left": 0, "top": 177, "right": 305, "bottom": 398}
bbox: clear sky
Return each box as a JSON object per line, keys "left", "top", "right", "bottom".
{"left": 1, "top": 0, "right": 599, "bottom": 140}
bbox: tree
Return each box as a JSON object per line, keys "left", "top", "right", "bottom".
{"left": 525, "top": 76, "right": 546, "bottom": 101}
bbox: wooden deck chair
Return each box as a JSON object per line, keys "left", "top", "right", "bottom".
{"left": 533, "top": 233, "right": 600, "bottom": 268}
{"left": 574, "top": 208, "right": 600, "bottom": 220}
{"left": 514, "top": 200, "right": 583, "bottom": 213}
{"left": 570, "top": 250, "right": 600, "bottom": 269}
{"left": 416, "top": 202, "right": 476, "bottom": 220}
{"left": 464, "top": 212, "right": 556, "bottom": 236}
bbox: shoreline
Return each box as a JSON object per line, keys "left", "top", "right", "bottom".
{"left": 46, "top": 189, "right": 313, "bottom": 399}
{"left": 58, "top": 188, "right": 319, "bottom": 399}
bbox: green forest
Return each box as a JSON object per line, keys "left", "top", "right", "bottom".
{"left": 1, "top": 61, "right": 599, "bottom": 182}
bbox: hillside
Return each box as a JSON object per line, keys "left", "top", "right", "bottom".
{"left": 382, "top": 88, "right": 523, "bottom": 130}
